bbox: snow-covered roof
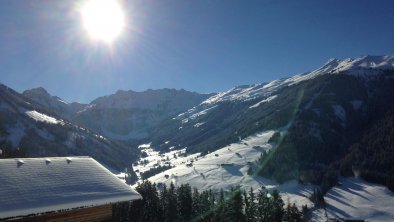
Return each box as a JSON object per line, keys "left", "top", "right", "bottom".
{"left": 0, "top": 156, "right": 141, "bottom": 220}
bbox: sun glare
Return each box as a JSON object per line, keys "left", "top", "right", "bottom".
{"left": 80, "top": 0, "right": 125, "bottom": 43}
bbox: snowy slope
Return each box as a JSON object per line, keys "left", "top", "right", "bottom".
{"left": 25, "top": 110, "right": 65, "bottom": 125}
{"left": 137, "top": 134, "right": 394, "bottom": 221}
{"left": 0, "top": 83, "right": 136, "bottom": 170}
{"left": 135, "top": 131, "right": 315, "bottom": 209}
{"left": 316, "top": 55, "right": 394, "bottom": 75}
{"left": 324, "top": 177, "right": 394, "bottom": 221}
{"left": 308, "top": 177, "right": 394, "bottom": 222}
{"left": 176, "top": 55, "right": 394, "bottom": 124}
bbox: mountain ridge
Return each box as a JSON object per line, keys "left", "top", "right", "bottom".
{"left": 140, "top": 55, "right": 394, "bottom": 188}
{"left": 6, "top": 54, "right": 394, "bottom": 189}
{"left": 23, "top": 87, "right": 213, "bottom": 142}
{"left": 0, "top": 83, "right": 136, "bottom": 171}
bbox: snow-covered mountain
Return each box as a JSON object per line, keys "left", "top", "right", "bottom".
{"left": 90, "top": 88, "right": 210, "bottom": 110}
{"left": 172, "top": 54, "right": 393, "bottom": 131}
{"left": 175, "top": 55, "right": 394, "bottom": 122}
{"left": 0, "top": 84, "right": 136, "bottom": 170}
{"left": 3, "top": 55, "right": 394, "bottom": 221}
{"left": 143, "top": 55, "right": 394, "bottom": 186}
{"left": 23, "top": 88, "right": 212, "bottom": 142}
{"left": 22, "top": 87, "right": 87, "bottom": 119}
{"left": 132, "top": 55, "right": 394, "bottom": 221}
{"left": 2, "top": 54, "right": 393, "bottom": 221}
{"left": 313, "top": 55, "right": 394, "bottom": 75}
{"left": 71, "top": 89, "right": 213, "bottom": 141}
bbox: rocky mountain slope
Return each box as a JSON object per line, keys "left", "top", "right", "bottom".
{"left": 0, "top": 84, "right": 135, "bottom": 170}
{"left": 22, "top": 87, "right": 87, "bottom": 119}
{"left": 72, "top": 89, "right": 212, "bottom": 141}
{"left": 23, "top": 88, "right": 212, "bottom": 142}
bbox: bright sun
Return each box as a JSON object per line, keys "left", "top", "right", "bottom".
{"left": 80, "top": 0, "right": 125, "bottom": 43}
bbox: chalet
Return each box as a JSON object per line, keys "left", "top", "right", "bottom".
{"left": 0, "top": 157, "right": 141, "bottom": 221}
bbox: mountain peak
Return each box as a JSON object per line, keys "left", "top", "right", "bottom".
{"left": 317, "top": 55, "right": 394, "bottom": 75}
{"left": 23, "top": 87, "right": 50, "bottom": 97}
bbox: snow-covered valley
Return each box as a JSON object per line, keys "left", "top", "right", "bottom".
{"left": 134, "top": 131, "right": 277, "bottom": 190}
{"left": 132, "top": 131, "right": 318, "bottom": 214}
{"left": 132, "top": 129, "right": 394, "bottom": 221}
{"left": 2, "top": 55, "right": 394, "bottom": 221}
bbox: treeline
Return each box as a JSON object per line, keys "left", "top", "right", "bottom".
{"left": 114, "top": 180, "right": 306, "bottom": 222}
{"left": 0, "top": 146, "right": 26, "bottom": 159}
{"left": 140, "top": 165, "right": 173, "bottom": 180}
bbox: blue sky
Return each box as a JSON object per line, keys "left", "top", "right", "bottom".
{"left": 1, "top": 0, "right": 394, "bottom": 103}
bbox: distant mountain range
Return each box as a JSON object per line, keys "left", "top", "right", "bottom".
{"left": 1, "top": 85, "right": 211, "bottom": 171}
{"left": 23, "top": 87, "right": 212, "bottom": 142}
{"left": 2, "top": 55, "right": 394, "bottom": 192}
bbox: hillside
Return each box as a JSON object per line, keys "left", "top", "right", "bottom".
{"left": 340, "top": 107, "right": 394, "bottom": 191}
{"left": 0, "top": 84, "right": 135, "bottom": 171}
{"left": 143, "top": 55, "right": 394, "bottom": 186}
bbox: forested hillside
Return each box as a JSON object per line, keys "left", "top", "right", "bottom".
{"left": 340, "top": 107, "right": 394, "bottom": 191}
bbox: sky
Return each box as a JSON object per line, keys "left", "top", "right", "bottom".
{"left": 0, "top": 0, "right": 394, "bottom": 103}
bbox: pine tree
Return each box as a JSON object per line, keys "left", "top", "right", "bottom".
{"left": 271, "top": 189, "right": 284, "bottom": 222}
{"left": 177, "top": 184, "right": 193, "bottom": 221}
{"left": 159, "top": 184, "right": 168, "bottom": 221}
{"left": 211, "top": 188, "right": 226, "bottom": 222}
{"left": 209, "top": 189, "right": 216, "bottom": 208}
{"left": 245, "top": 187, "right": 256, "bottom": 222}
{"left": 243, "top": 190, "right": 250, "bottom": 221}
{"left": 135, "top": 180, "right": 161, "bottom": 222}
{"left": 290, "top": 203, "right": 302, "bottom": 222}
{"left": 219, "top": 188, "right": 225, "bottom": 204}
{"left": 192, "top": 187, "right": 202, "bottom": 217}
{"left": 284, "top": 198, "right": 292, "bottom": 222}
{"left": 200, "top": 190, "right": 211, "bottom": 214}
{"left": 302, "top": 204, "right": 308, "bottom": 218}
{"left": 256, "top": 188, "right": 270, "bottom": 222}
{"left": 225, "top": 188, "right": 245, "bottom": 222}
{"left": 310, "top": 188, "right": 325, "bottom": 208}
{"left": 165, "top": 182, "right": 178, "bottom": 222}
{"left": 129, "top": 198, "right": 143, "bottom": 222}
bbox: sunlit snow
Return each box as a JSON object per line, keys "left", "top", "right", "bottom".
{"left": 25, "top": 110, "right": 64, "bottom": 125}
{"left": 249, "top": 95, "right": 277, "bottom": 108}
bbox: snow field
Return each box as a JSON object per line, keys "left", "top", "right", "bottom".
{"left": 135, "top": 131, "right": 315, "bottom": 210}
{"left": 25, "top": 110, "right": 64, "bottom": 125}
